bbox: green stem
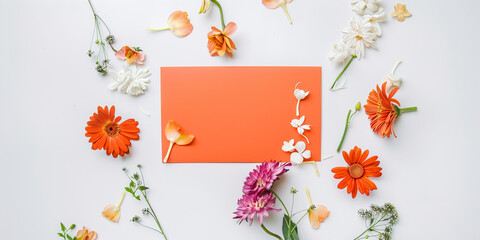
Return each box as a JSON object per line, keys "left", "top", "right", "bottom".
{"left": 331, "top": 55, "right": 357, "bottom": 90}
{"left": 260, "top": 224, "right": 283, "bottom": 240}
{"left": 400, "top": 107, "right": 417, "bottom": 113}
{"left": 136, "top": 222, "right": 163, "bottom": 234}
{"left": 141, "top": 192, "right": 167, "bottom": 240}
{"left": 211, "top": 0, "right": 226, "bottom": 30}
{"left": 337, "top": 109, "right": 352, "bottom": 152}
{"left": 272, "top": 191, "right": 289, "bottom": 216}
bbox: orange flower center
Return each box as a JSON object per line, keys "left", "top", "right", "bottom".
{"left": 104, "top": 121, "right": 120, "bottom": 137}
{"left": 349, "top": 164, "right": 364, "bottom": 178}
{"left": 355, "top": 35, "right": 363, "bottom": 40}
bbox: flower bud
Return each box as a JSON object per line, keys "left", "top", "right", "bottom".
{"left": 355, "top": 101, "right": 361, "bottom": 111}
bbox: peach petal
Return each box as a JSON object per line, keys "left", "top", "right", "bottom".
{"left": 263, "top": 0, "right": 281, "bottom": 9}
{"left": 168, "top": 10, "right": 194, "bottom": 38}
{"left": 223, "top": 22, "right": 237, "bottom": 36}
{"left": 102, "top": 204, "right": 120, "bottom": 222}
{"left": 175, "top": 133, "right": 194, "bottom": 145}
{"left": 309, "top": 205, "right": 330, "bottom": 229}
{"left": 165, "top": 120, "right": 182, "bottom": 141}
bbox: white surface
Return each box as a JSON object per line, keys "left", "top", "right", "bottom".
{"left": 1, "top": 0, "right": 479, "bottom": 239}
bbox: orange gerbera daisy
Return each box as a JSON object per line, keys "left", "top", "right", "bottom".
{"left": 85, "top": 106, "right": 140, "bottom": 158}
{"left": 331, "top": 146, "right": 382, "bottom": 198}
{"left": 364, "top": 82, "right": 417, "bottom": 138}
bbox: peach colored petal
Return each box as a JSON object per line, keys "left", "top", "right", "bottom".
{"left": 223, "top": 22, "right": 237, "bottom": 36}
{"left": 263, "top": 0, "right": 281, "bottom": 9}
{"left": 175, "top": 133, "right": 194, "bottom": 145}
{"left": 165, "top": 120, "right": 182, "bottom": 141}
{"left": 168, "top": 10, "right": 194, "bottom": 38}
{"left": 115, "top": 47, "right": 127, "bottom": 61}
{"left": 102, "top": 204, "right": 120, "bottom": 222}
{"left": 308, "top": 205, "right": 330, "bottom": 229}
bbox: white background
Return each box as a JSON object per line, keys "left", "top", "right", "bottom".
{"left": 1, "top": 0, "right": 479, "bottom": 239}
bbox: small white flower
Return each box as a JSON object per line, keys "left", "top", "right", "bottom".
{"left": 291, "top": 116, "right": 310, "bottom": 143}
{"left": 290, "top": 141, "right": 311, "bottom": 165}
{"left": 383, "top": 60, "right": 403, "bottom": 91}
{"left": 294, "top": 82, "right": 309, "bottom": 116}
{"left": 364, "top": 7, "right": 387, "bottom": 36}
{"left": 342, "top": 17, "right": 378, "bottom": 58}
{"left": 351, "top": 0, "right": 381, "bottom": 16}
{"left": 108, "top": 65, "right": 151, "bottom": 96}
{"left": 329, "top": 43, "right": 350, "bottom": 64}
{"left": 282, "top": 139, "right": 295, "bottom": 152}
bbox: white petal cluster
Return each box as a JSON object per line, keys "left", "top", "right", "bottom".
{"left": 351, "top": 0, "right": 381, "bottom": 15}
{"left": 108, "top": 65, "right": 151, "bottom": 96}
{"left": 329, "top": 1, "right": 386, "bottom": 62}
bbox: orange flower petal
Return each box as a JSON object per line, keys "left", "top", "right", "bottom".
{"left": 308, "top": 205, "right": 330, "bottom": 229}
{"left": 175, "top": 133, "right": 194, "bottom": 145}
{"left": 165, "top": 120, "right": 182, "bottom": 142}
{"left": 102, "top": 204, "right": 120, "bottom": 222}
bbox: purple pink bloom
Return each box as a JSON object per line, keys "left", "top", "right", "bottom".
{"left": 235, "top": 161, "right": 291, "bottom": 225}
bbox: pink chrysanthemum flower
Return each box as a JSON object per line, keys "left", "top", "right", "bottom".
{"left": 242, "top": 161, "right": 291, "bottom": 195}
{"left": 234, "top": 192, "right": 280, "bottom": 225}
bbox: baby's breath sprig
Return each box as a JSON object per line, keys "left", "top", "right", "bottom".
{"left": 57, "top": 222, "right": 76, "bottom": 240}
{"left": 87, "top": 0, "right": 117, "bottom": 75}
{"left": 354, "top": 203, "right": 398, "bottom": 240}
{"left": 123, "top": 165, "right": 167, "bottom": 240}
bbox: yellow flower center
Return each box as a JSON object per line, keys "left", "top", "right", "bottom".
{"left": 349, "top": 164, "right": 364, "bottom": 178}
{"left": 104, "top": 121, "right": 120, "bottom": 137}
{"left": 355, "top": 35, "right": 363, "bottom": 40}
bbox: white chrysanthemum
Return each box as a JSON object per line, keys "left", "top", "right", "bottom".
{"left": 329, "top": 43, "right": 350, "bottom": 64}
{"left": 108, "top": 65, "right": 151, "bottom": 96}
{"left": 364, "top": 7, "right": 387, "bottom": 36}
{"left": 351, "top": 0, "right": 381, "bottom": 15}
{"left": 342, "top": 17, "right": 378, "bottom": 58}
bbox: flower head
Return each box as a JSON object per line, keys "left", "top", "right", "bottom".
{"left": 331, "top": 146, "right": 382, "bottom": 198}
{"left": 364, "top": 82, "right": 400, "bottom": 138}
{"left": 199, "top": 0, "right": 211, "bottom": 14}
{"left": 391, "top": 3, "right": 412, "bottom": 22}
{"left": 85, "top": 106, "right": 140, "bottom": 158}
{"left": 262, "top": 0, "right": 293, "bottom": 24}
{"left": 163, "top": 120, "right": 194, "bottom": 163}
{"left": 329, "top": 43, "right": 350, "bottom": 64}
{"left": 76, "top": 227, "right": 97, "bottom": 240}
{"left": 115, "top": 46, "right": 145, "bottom": 65}
{"left": 351, "top": 0, "right": 380, "bottom": 15}
{"left": 207, "top": 22, "right": 237, "bottom": 58}
{"left": 102, "top": 190, "right": 126, "bottom": 222}
{"left": 342, "top": 17, "right": 378, "bottom": 58}
{"left": 108, "top": 65, "right": 151, "bottom": 96}
{"left": 305, "top": 187, "right": 330, "bottom": 229}
{"left": 242, "top": 161, "right": 291, "bottom": 195}
{"left": 168, "top": 11, "right": 194, "bottom": 37}
{"left": 364, "top": 7, "right": 387, "bottom": 36}
{"left": 234, "top": 192, "right": 281, "bottom": 225}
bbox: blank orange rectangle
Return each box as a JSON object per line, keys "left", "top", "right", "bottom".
{"left": 161, "top": 66, "right": 321, "bottom": 163}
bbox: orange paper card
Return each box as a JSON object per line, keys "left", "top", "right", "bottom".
{"left": 161, "top": 67, "right": 321, "bottom": 163}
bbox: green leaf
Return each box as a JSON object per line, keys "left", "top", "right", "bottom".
{"left": 67, "top": 235, "right": 73, "bottom": 240}
{"left": 58, "top": 233, "right": 64, "bottom": 238}
{"left": 135, "top": 195, "right": 141, "bottom": 200}
{"left": 282, "top": 215, "right": 299, "bottom": 240}
{"left": 69, "top": 224, "right": 75, "bottom": 230}
{"left": 129, "top": 180, "right": 136, "bottom": 188}
{"left": 138, "top": 186, "right": 149, "bottom": 191}
{"left": 61, "top": 222, "right": 66, "bottom": 232}
{"left": 125, "top": 187, "right": 134, "bottom": 194}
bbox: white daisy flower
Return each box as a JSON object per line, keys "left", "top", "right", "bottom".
{"left": 364, "top": 7, "right": 387, "bottom": 36}
{"left": 342, "top": 17, "right": 378, "bottom": 58}
{"left": 329, "top": 42, "right": 350, "bottom": 64}
{"left": 108, "top": 65, "right": 151, "bottom": 96}
{"left": 351, "top": 0, "right": 381, "bottom": 15}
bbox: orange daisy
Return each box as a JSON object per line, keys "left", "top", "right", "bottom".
{"left": 364, "top": 82, "right": 400, "bottom": 138}
{"left": 331, "top": 146, "right": 382, "bottom": 198}
{"left": 85, "top": 106, "right": 140, "bottom": 158}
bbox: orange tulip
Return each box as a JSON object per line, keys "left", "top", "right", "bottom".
{"left": 102, "top": 190, "right": 126, "bottom": 222}
{"left": 76, "top": 227, "right": 97, "bottom": 240}
{"left": 148, "top": 11, "right": 194, "bottom": 38}
{"left": 164, "top": 120, "right": 194, "bottom": 163}
{"left": 207, "top": 22, "right": 237, "bottom": 58}
{"left": 305, "top": 187, "right": 330, "bottom": 229}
